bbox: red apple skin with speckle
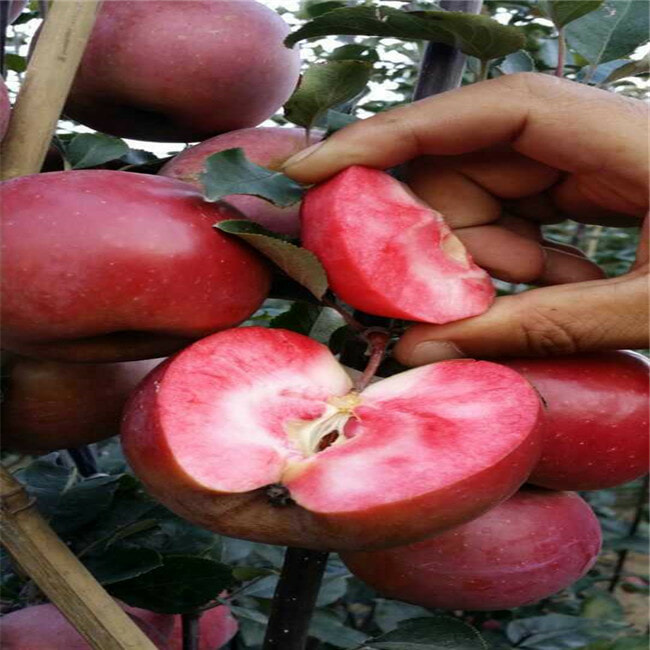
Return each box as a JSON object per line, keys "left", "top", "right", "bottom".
{"left": 341, "top": 488, "right": 602, "bottom": 611}
{"left": 0, "top": 171, "right": 270, "bottom": 362}
{"left": 0, "top": 602, "right": 174, "bottom": 648}
{"left": 301, "top": 166, "right": 495, "bottom": 324}
{"left": 122, "top": 327, "right": 543, "bottom": 552}
{"left": 504, "top": 351, "right": 649, "bottom": 490}
{"left": 2, "top": 355, "right": 164, "bottom": 453}
{"left": 63, "top": 0, "right": 300, "bottom": 142}
{"left": 0, "top": 77, "right": 10, "bottom": 141}
{"left": 160, "top": 127, "right": 321, "bottom": 237}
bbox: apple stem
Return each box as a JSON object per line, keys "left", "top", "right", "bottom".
{"left": 608, "top": 473, "right": 649, "bottom": 592}
{"left": 355, "top": 330, "right": 391, "bottom": 392}
{"left": 262, "top": 547, "right": 328, "bottom": 650}
{"left": 181, "top": 611, "right": 200, "bottom": 650}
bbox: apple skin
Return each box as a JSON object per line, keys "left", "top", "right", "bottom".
{"left": 0, "top": 601, "right": 174, "bottom": 648}
{"left": 122, "top": 326, "right": 543, "bottom": 552}
{"left": 0, "top": 601, "right": 237, "bottom": 649}
{"left": 159, "top": 127, "right": 322, "bottom": 237}
{"left": 168, "top": 606, "right": 238, "bottom": 650}
{"left": 341, "top": 488, "right": 602, "bottom": 611}
{"left": 301, "top": 166, "right": 495, "bottom": 324}
{"left": 503, "top": 351, "right": 649, "bottom": 490}
{"left": 0, "top": 171, "right": 271, "bottom": 362}
{"left": 0, "top": 76, "right": 10, "bottom": 141}
{"left": 63, "top": 0, "right": 300, "bottom": 142}
{"left": 2, "top": 355, "right": 163, "bottom": 453}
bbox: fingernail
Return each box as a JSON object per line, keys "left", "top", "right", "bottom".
{"left": 409, "top": 341, "right": 464, "bottom": 365}
{"left": 282, "top": 141, "right": 325, "bottom": 169}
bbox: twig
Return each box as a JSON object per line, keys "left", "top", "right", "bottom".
{"left": 262, "top": 548, "right": 328, "bottom": 650}
{"left": 1, "top": 0, "right": 8, "bottom": 77}
{"left": 608, "top": 474, "right": 649, "bottom": 592}
{"left": 67, "top": 446, "right": 98, "bottom": 478}
{"left": 555, "top": 27, "right": 566, "bottom": 77}
{"left": 322, "top": 296, "right": 365, "bottom": 333}
{"left": 182, "top": 611, "right": 200, "bottom": 650}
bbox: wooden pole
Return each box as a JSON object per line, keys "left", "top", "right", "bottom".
{"left": 1, "top": 467, "right": 157, "bottom": 649}
{"left": 0, "top": 0, "right": 102, "bottom": 179}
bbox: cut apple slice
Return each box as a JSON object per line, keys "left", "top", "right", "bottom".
{"left": 122, "top": 327, "right": 542, "bottom": 551}
{"left": 301, "top": 166, "right": 495, "bottom": 323}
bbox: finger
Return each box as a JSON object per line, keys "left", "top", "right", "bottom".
{"left": 538, "top": 247, "right": 605, "bottom": 284}
{"left": 283, "top": 74, "right": 648, "bottom": 200}
{"left": 394, "top": 271, "right": 648, "bottom": 364}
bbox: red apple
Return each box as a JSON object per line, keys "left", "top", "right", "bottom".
{"left": 504, "top": 351, "right": 649, "bottom": 490}
{"left": 63, "top": 0, "right": 300, "bottom": 142}
{"left": 122, "top": 327, "right": 542, "bottom": 551}
{"left": 159, "top": 127, "right": 322, "bottom": 237}
{"left": 0, "top": 601, "right": 174, "bottom": 648}
{"left": 341, "top": 487, "right": 602, "bottom": 611}
{"left": 2, "top": 355, "right": 163, "bottom": 453}
{"left": 301, "top": 166, "right": 495, "bottom": 323}
{"left": 0, "top": 171, "right": 270, "bottom": 362}
{"left": 168, "top": 606, "right": 238, "bottom": 650}
{"left": 0, "top": 76, "right": 10, "bottom": 142}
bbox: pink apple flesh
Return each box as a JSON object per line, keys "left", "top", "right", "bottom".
{"left": 300, "top": 166, "right": 495, "bottom": 323}
{"left": 159, "top": 127, "right": 321, "bottom": 237}
{"left": 0, "top": 171, "right": 270, "bottom": 362}
{"left": 341, "top": 488, "right": 602, "bottom": 611}
{"left": 122, "top": 327, "right": 542, "bottom": 551}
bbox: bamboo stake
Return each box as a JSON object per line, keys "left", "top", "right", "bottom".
{"left": 0, "top": 0, "right": 102, "bottom": 179}
{"left": 1, "top": 467, "right": 157, "bottom": 649}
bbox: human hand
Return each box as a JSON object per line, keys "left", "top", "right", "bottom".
{"left": 283, "top": 73, "right": 649, "bottom": 364}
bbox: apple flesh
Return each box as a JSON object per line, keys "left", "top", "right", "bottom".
{"left": 341, "top": 487, "right": 602, "bottom": 611}
{"left": 159, "top": 127, "right": 322, "bottom": 237}
{"left": 2, "top": 355, "right": 163, "bottom": 453}
{"left": 63, "top": 0, "right": 300, "bottom": 142}
{"left": 0, "top": 76, "right": 10, "bottom": 141}
{"left": 0, "top": 601, "right": 237, "bottom": 649}
{"left": 301, "top": 166, "right": 495, "bottom": 323}
{"left": 504, "top": 351, "right": 649, "bottom": 490}
{"left": 122, "top": 327, "right": 542, "bottom": 551}
{"left": 0, "top": 171, "right": 270, "bottom": 362}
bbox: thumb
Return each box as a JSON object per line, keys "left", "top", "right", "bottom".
{"left": 393, "top": 271, "right": 649, "bottom": 365}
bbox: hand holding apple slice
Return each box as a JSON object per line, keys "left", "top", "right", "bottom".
{"left": 122, "top": 327, "right": 542, "bottom": 551}
{"left": 301, "top": 166, "right": 495, "bottom": 323}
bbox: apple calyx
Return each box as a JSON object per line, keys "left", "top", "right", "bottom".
{"left": 288, "top": 392, "right": 361, "bottom": 457}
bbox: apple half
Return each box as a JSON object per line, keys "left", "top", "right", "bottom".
{"left": 122, "top": 327, "right": 543, "bottom": 551}
{"left": 301, "top": 166, "right": 495, "bottom": 323}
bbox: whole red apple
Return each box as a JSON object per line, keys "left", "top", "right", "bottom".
{"left": 168, "top": 606, "right": 238, "bottom": 650}
{"left": 160, "top": 127, "right": 321, "bottom": 237}
{"left": 0, "top": 601, "right": 174, "bottom": 648}
{"left": 1, "top": 171, "right": 270, "bottom": 362}
{"left": 122, "top": 327, "right": 543, "bottom": 551}
{"left": 0, "top": 76, "right": 10, "bottom": 141}
{"left": 504, "top": 351, "right": 649, "bottom": 490}
{"left": 2, "top": 355, "right": 163, "bottom": 453}
{"left": 63, "top": 0, "right": 300, "bottom": 142}
{"left": 341, "top": 488, "right": 602, "bottom": 611}
{"left": 301, "top": 166, "right": 495, "bottom": 323}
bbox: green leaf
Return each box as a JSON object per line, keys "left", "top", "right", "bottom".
{"left": 5, "top": 53, "right": 27, "bottom": 73}
{"left": 539, "top": 1, "right": 604, "bottom": 27}
{"left": 498, "top": 50, "right": 535, "bottom": 73}
{"left": 299, "top": 0, "right": 347, "bottom": 19}
{"left": 65, "top": 133, "right": 129, "bottom": 169}
{"left": 363, "top": 616, "right": 487, "bottom": 650}
{"left": 285, "top": 6, "right": 526, "bottom": 61}
{"left": 309, "top": 610, "right": 369, "bottom": 648}
{"left": 602, "top": 56, "right": 650, "bottom": 83}
{"left": 85, "top": 547, "right": 162, "bottom": 585}
{"left": 581, "top": 591, "right": 625, "bottom": 620}
{"left": 565, "top": 0, "right": 650, "bottom": 65}
{"left": 216, "top": 220, "right": 328, "bottom": 299}
{"left": 109, "top": 555, "right": 235, "bottom": 614}
{"left": 285, "top": 60, "right": 372, "bottom": 130}
{"left": 328, "top": 43, "right": 380, "bottom": 63}
{"left": 270, "top": 301, "right": 321, "bottom": 335}
{"left": 373, "top": 599, "right": 432, "bottom": 634}
{"left": 326, "top": 109, "right": 360, "bottom": 135}
{"left": 202, "top": 148, "right": 304, "bottom": 207}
